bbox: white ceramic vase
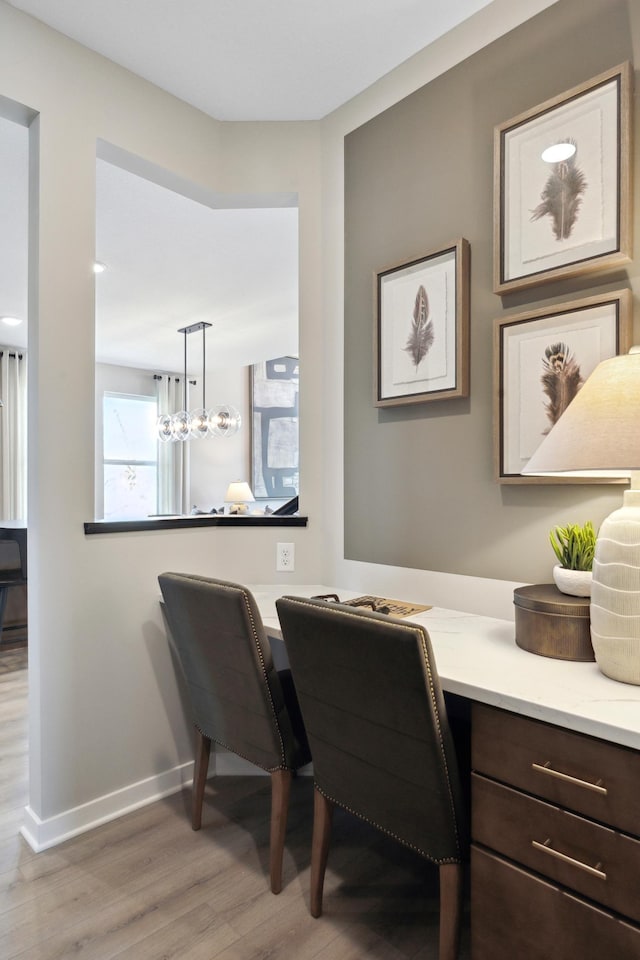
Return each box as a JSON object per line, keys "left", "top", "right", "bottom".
{"left": 590, "top": 488, "right": 640, "bottom": 685}
{"left": 552, "top": 564, "right": 592, "bottom": 598}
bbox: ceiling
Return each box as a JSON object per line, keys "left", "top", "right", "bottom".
{"left": 0, "top": 0, "right": 492, "bottom": 372}
{"left": 7, "top": 1, "right": 492, "bottom": 121}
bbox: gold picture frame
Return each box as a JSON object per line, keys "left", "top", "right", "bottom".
{"left": 374, "top": 238, "right": 470, "bottom": 407}
{"left": 494, "top": 62, "right": 632, "bottom": 294}
{"left": 494, "top": 289, "right": 632, "bottom": 483}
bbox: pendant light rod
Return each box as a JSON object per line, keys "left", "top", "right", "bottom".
{"left": 177, "top": 321, "right": 212, "bottom": 411}
{"left": 183, "top": 328, "right": 187, "bottom": 410}
{"left": 202, "top": 322, "right": 207, "bottom": 408}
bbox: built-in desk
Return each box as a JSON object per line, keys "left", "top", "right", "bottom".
{"left": 250, "top": 584, "right": 640, "bottom": 958}
{"left": 251, "top": 583, "right": 640, "bottom": 748}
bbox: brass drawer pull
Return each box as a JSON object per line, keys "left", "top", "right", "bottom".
{"left": 532, "top": 838, "right": 607, "bottom": 880}
{"left": 532, "top": 761, "right": 608, "bottom": 795}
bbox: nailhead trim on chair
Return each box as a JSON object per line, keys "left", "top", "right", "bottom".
{"left": 185, "top": 576, "right": 289, "bottom": 769}
{"left": 315, "top": 784, "right": 462, "bottom": 865}
{"left": 195, "top": 725, "right": 291, "bottom": 773}
{"left": 283, "top": 597, "right": 463, "bottom": 861}
{"left": 416, "top": 628, "right": 463, "bottom": 859}
{"left": 239, "top": 586, "right": 288, "bottom": 766}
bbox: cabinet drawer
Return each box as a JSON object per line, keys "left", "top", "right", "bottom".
{"left": 472, "top": 845, "right": 640, "bottom": 960}
{"left": 472, "top": 703, "right": 640, "bottom": 835}
{"left": 473, "top": 773, "right": 640, "bottom": 923}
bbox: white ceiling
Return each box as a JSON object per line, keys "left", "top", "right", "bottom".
{"left": 7, "top": 0, "right": 492, "bottom": 121}
{"left": 94, "top": 161, "right": 299, "bottom": 372}
{"left": 0, "top": 0, "right": 491, "bottom": 372}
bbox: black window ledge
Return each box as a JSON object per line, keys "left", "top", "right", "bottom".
{"left": 84, "top": 515, "right": 308, "bottom": 534}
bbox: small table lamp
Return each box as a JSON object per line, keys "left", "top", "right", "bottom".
{"left": 523, "top": 349, "right": 640, "bottom": 684}
{"left": 224, "top": 481, "right": 255, "bottom": 515}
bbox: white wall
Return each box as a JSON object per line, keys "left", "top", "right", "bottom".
{"left": 0, "top": 0, "right": 558, "bottom": 848}
{"left": 0, "top": 1, "right": 324, "bottom": 849}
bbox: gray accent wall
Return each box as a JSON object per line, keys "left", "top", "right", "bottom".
{"left": 344, "top": 0, "right": 639, "bottom": 584}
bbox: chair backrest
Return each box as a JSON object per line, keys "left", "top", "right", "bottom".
{"left": 0, "top": 540, "right": 23, "bottom": 578}
{"left": 0, "top": 528, "right": 26, "bottom": 579}
{"left": 158, "top": 573, "right": 301, "bottom": 771}
{"left": 276, "top": 596, "right": 468, "bottom": 863}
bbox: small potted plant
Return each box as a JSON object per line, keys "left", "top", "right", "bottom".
{"left": 549, "top": 520, "right": 596, "bottom": 597}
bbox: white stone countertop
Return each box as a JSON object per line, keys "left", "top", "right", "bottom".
{"left": 250, "top": 584, "right": 640, "bottom": 751}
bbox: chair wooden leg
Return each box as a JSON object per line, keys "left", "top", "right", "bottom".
{"left": 438, "top": 862, "right": 463, "bottom": 960}
{"left": 269, "top": 768, "right": 292, "bottom": 894}
{"left": 192, "top": 729, "right": 211, "bottom": 831}
{"left": 310, "top": 787, "right": 334, "bottom": 918}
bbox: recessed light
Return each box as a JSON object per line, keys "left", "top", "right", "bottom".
{"left": 93, "top": 261, "right": 107, "bottom": 274}
{"left": 541, "top": 142, "right": 576, "bottom": 163}
{"left": 1, "top": 316, "right": 22, "bottom": 327}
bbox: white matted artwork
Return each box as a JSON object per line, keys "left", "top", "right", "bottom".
{"left": 494, "top": 62, "right": 632, "bottom": 293}
{"left": 374, "top": 239, "right": 469, "bottom": 407}
{"left": 494, "top": 290, "right": 632, "bottom": 483}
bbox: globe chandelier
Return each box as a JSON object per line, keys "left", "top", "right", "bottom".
{"left": 156, "top": 321, "right": 241, "bottom": 442}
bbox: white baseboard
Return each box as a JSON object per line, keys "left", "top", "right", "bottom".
{"left": 21, "top": 759, "right": 194, "bottom": 852}
{"left": 20, "top": 752, "right": 313, "bottom": 852}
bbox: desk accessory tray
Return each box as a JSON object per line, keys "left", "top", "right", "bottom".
{"left": 312, "top": 594, "right": 431, "bottom": 618}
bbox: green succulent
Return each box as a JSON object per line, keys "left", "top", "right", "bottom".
{"left": 549, "top": 521, "right": 596, "bottom": 572}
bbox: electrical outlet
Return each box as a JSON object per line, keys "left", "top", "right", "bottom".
{"left": 276, "top": 542, "right": 295, "bottom": 572}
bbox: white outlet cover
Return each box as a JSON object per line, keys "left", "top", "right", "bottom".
{"left": 276, "top": 542, "right": 295, "bottom": 571}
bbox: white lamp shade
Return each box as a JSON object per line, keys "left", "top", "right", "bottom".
{"left": 522, "top": 352, "right": 640, "bottom": 477}
{"left": 224, "top": 481, "right": 255, "bottom": 504}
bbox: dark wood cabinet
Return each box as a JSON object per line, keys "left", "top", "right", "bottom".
{"left": 472, "top": 846, "right": 640, "bottom": 959}
{"left": 471, "top": 703, "right": 640, "bottom": 958}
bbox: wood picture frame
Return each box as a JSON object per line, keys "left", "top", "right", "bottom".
{"left": 494, "top": 289, "right": 632, "bottom": 483}
{"left": 374, "top": 238, "right": 470, "bottom": 407}
{"left": 494, "top": 62, "right": 632, "bottom": 294}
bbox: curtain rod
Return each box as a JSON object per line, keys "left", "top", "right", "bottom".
{"left": 153, "top": 374, "right": 196, "bottom": 384}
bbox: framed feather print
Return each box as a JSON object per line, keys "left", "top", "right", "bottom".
{"left": 374, "top": 238, "right": 470, "bottom": 407}
{"left": 494, "top": 62, "right": 632, "bottom": 294}
{"left": 494, "top": 289, "right": 632, "bottom": 483}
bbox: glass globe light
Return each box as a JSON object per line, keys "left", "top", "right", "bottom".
{"left": 188, "top": 408, "right": 210, "bottom": 440}
{"left": 209, "top": 404, "right": 242, "bottom": 438}
{"left": 156, "top": 414, "right": 173, "bottom": 443}
{"left": 171, "top": 411, "right": 190, "bottom": 442}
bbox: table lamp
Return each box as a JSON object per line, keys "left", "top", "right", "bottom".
{"left": 522, "top": 348, "right": 640, "bottom": 684}
{"left": 224, "top": 481, "right": 255, "bottom": 515}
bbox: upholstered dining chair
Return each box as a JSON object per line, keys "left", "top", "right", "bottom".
{"left": 276, "top": 595, "right": 468, "bottom": 960}
{"left": 158, "top": 573, "right": 311, "bottom": 894}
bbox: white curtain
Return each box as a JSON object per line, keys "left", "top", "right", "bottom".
{"left": 0, "top": 349, "right": 27, "bottom": 521}
{"left": 155, "top": 374, "right": 190, "bottom": 515}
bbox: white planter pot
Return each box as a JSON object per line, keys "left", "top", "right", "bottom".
{"left": 553, "top": 564, "right": 592, "bottom": 597}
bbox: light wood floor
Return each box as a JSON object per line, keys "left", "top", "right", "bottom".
{"left": 0, "top": 648, "right": 470, "bottom": 959}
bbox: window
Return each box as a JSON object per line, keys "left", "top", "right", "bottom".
{"left": 103, "top": 393, "right": 158, "bottom": 520}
